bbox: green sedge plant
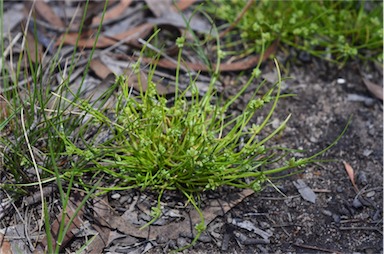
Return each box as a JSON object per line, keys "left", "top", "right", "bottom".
{"left": 52, "top": 27, "right": 348, "bottom": 250}
{"left": 205, "top": 0, "right": 383, "bottom": 65}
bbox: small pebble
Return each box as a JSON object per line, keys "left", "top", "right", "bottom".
{"left": 295, "top": 238, "right": 304, "bottom": 245}
{"left": 332, "top": 214, "right": 341, "bottom": 223}
{"left": 168, "top": 239, "right": 177, "bottom": 250}
{"left": 177, "top": 237, "right": 188, "bottom": 248}
{"left": 372, "top": 209, "right": 381, "bottom": 221}
{"left": 352, "top": 197, "right": 363, "bottom": 208}
{"left": 368, "top": 128, "right": 375, "bottom": 135}
{"left": 111, "top": 193, "right": 121, "bottom": 200}
{"left": 357, "top": 172, "right": 368, "bottom": 186}
{"left": 272, "top": 118, "right": 280, "bottom": 129}
{"left": 336, "top": 186, "right": 343, "bottom": 193}
{"left": 119, "top": 195, "right": 130, "bottom": 204}
{"left": 156, "top": 235, "right": 169, "bottom": 244}
{"left": 321, "top": 209, "right": 333, "bottom": 217}
{"left": 198, "top": 233, "right": 212, "bottom": 243}
{"left": 337, "top": 78, "right": 346, "bottom": 84}
{"left": 259, "top": 221, "right": 270, "bottom": 228}
{"left": 309, "top": 136, "right": 318, "bottom": 143}
{"left": 365, "top": 191, "right": 375, "bottom": 198}
{"left": 363, "top": 149, "right": 373, "bottom": 157}
{"left": 364, "top": 99, "right": 375, "bottom": 107}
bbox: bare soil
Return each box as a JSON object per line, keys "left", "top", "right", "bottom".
{"left": 189, "top": 56, "right": 383, "bottom": 254}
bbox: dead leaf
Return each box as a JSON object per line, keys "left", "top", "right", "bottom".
{"left": 343, "top": 161, "right": 359, "bottom": 192}
{"left": 362, "top": 78, "right": 383, "bottom": 100}
{"left": 100, "top": 189, "right": 254, "bottom": 240}
{"left": 34, "top": 0, "right": 64, "bottom": 28}
{"left": 56, "top": 31, "right": 118, "bottom": 48}
{"left": 92, "top": 0, "right": 133, "bottom": 25}
{"left": 148, "top": 12, "right": 213, "bottom": 35}
{"left": 110, "top": 22, "right": 154, "bottom": 44}
{"left": 56, "top": 0, "right": 197, "bottom": 49}
{"left": 140, "top": 40, "right": 279, "bottom": 72}
{"left": 90, "top": 59, "right": 113, "bottom": 79}
{"left": 145, "top": 0, "right": 172, "bottom": 18}
{"left": 0, "top": 224, "right": 33, "bottom": 254}
{"left": 83, "top": 1, "right": 114, "bottom": 28}
{"left": 293, "top": 179, "right": 317, "bottom": 203}
{"left": 90, "top": 57, "right": 174, "bottom": 96}
{"left": 2, "top": 4, "right": 24, "bottom": 34}
{"left": 174, "top": 0, "right": 198, "bottom": 11}
{"left": 0, "top": 96, "right": 9, "bottom": 121}
{"left": 25, "top": 31, "right": 44, "bottom": 64}
{"left": 0, "top": 232, "right": 12, "bottom": 254}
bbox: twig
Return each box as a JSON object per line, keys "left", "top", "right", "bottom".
{"left": 293, "top": 243, "right": 343, "bottom": 254}
{"left": 340, "top": 226, "right": 383, "bottom": 234}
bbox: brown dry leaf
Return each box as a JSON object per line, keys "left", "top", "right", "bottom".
{"left": 56, "top": 32, "right": 118, "bottom": 48}
{"left": 83, "top": 1, "right": 114, "bottom": 28}
{"left": 0, "top": 96, "right": 9, "bottom": 121}
{"left": 104, "top": 189, "right": 254, "bottom": 240}
{"left": 92, "top": 0, "right": 133, "bottom": 25}
{"left": 56, "top": 0, "right": 196, "bottom": 49}
{"left": 57, "top": 22, "right": 153, "bottom": 48}
{"left": 34, "top": 0, "right": 64, "bottom": 28}
{"left": 0, "top": 232, "right": 12, "bottom": 254}
{"left": 90, "top": 58, "right": 113, "bottom": 79}
{"left": 140, "top": 40, "right": 279, "bottom": 72}
{"left": 343, "top": 161, "right": 359, "bottom": 192}
{"left": 90, "top": 58, "right": 173, "bottom": 95}
{"left": 25, "top": 31, "right": 44, "bottom": 63}
{"left": 174, "top": 0, "right": 198, "bottom": 11}
{"left": 362, "top": 78, "right": 383, "bottom": 100}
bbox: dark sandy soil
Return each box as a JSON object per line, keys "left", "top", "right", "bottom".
{"left": 190, "top": 56, "right": 383, "bottom": 254}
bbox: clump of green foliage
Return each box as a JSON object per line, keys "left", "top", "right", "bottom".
{"left": 206, "top": 0, "right": 383, "bottom": 64}
{"left": 53, "top": 35, "right": 347, "bottom": 250}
